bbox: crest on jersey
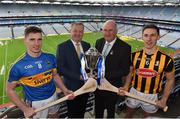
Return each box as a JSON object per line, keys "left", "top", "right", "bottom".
{"left": 45, "top": 60, "right": 51, "bottom": 66}
{"left": 155, "top": 61, "right": 160, "bottom": 66}
{"left": 37, "top": 63, "right": 42, "bottom": 69}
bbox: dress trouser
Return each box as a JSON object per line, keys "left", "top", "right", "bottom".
{"left": 95, "top": 89, "right": 118, "bottom": 118}
{"left": 66, "top": 93, "right": 89, "bottom": 118}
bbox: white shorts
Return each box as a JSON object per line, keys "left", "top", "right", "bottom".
{"left": 125, "top": 87, "right": 158, "bottom": 113}
{"left": 29, "top": 92, "right": 59, "bottom": 119}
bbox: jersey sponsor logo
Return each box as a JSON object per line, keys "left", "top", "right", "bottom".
{"left": 33, "top": 75, "right": 52, "bottom": 86}
{"left": 19, "top": 69, "right": 54, "bottom": 87}
{"left": 24, "top": 65, "right": 33, "bottom": 69}
{"left": 136, "top": 68, "right": 158, "bottom": 78}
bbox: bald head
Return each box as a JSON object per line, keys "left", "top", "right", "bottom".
{"left": 102, "top": 20, "right": 118, "bottom": 42}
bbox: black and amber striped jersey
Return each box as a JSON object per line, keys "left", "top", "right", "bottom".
{"left": 131, "top": 48, "right": 175, "bottom": 94}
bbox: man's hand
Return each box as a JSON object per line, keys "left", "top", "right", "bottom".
{"left": 80, "top": 75, "right": 84, "bottom": 81}
{"left": 63, "top": 89, "right": 75, "bottom": 100}
{"left": 155, "top": 97, "right": 167, "bottom": 108}
{"left": 118, "top": 86, "right": 129, "bottom": 96}
{"left": 87, "top": 73, "right": 97, "bottom": 79}
{"left": 23, "top": 106, "right": 35, "bottom": 118}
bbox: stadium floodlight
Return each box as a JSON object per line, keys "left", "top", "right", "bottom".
{"left": 165, "top": 2, "right": 175, "bottom": 6}
{"left": 153, "top": 3, "right": 162, "bottom": 6}
{"left": 134, "top": 3, "right": 141, "bottom": 6}
{"left": 82, "top": 3, "right": 90, "bottom": 6}
{"left": 113, "top": 3, "right": 121, "bottom": 6}
{"left": 93, "top": 3, "right": 101, "bottom": 6}
{"left": 28, "top": 1, "right": 39, "bottom": 4}
{"left": 143, "top": 3, "right": 150, "bottom": 6}
{"left": 116, "top": 2, "right": 123, "bottom": 5}
{"left": 124, "top": 3, "right": 131, "bottom": 6}
{"left": 72, "top": 2, "right": 80, "bottom": 5}
{"left": 16, "top": 1, "right": 26, "bottom": 4}
{"left": 1, "top": 0, "right": 13, "bottom": 3}
{"left": 63, "top": 2, "right": 71, "bottom": 5}
{"left": 102, "top": 3, "right": 111, "bottom": 6}
{"left": 41, "top": 1, "right": 50, "bottom": 4}
{"left": 53, "top": 1, "right": 61, "bottom": 4}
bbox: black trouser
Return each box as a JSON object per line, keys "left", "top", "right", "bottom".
{"left": 95, "top": 89, "right": 118, "bottom": 118}
{"left": 66, "top": 93, "right": 89, "bottom": 118}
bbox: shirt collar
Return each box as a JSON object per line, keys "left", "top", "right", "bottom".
{"left": 71, "top": 39, "right": 81, "bottom": 46}
{"left": 25, "top": 51, "right": 43, "bottom": 59}
{"left": 105, "top": 37, "right": 117, "bottom": 46}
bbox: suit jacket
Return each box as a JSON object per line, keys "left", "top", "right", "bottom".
{"left": 95, "top": 37, "right": 131, "bottom": 87}
{"left": 56, "top": 40, "right": 90, "bottom": 91}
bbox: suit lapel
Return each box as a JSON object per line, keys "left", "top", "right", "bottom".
{"left": 106, "top": 38, "right": 119, "bottom": 57}
{"left": 99, "top": 39, "right": 106, "bottom": 54}
{"left": 68, "top": 40, "right": 80, "bottom": 64}
{"left": 81, "top": 41, "right": 87, "bottom": 53}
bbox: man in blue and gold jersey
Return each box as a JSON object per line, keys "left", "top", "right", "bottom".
{"left": 6, "top": 26, "right": 73, "bottom": 118}
{"left": 118, "top": 24, "right": 175, "bottom": 118}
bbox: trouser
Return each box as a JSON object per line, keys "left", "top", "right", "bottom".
{"left": 66, "top": 93, "right": 89, "bottom": 118}
{"left": 95, "top": 89, "right": 118, "bottom": 118}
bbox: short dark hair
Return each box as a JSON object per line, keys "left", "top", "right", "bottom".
{"left": 24, "top": 26, "right": 42, "bottom": 37}
{"left": 142, "top": 24, "right": 160, "bottom": 35}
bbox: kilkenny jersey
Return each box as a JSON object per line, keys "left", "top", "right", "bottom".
{"left": 131, "top": 48, "right": 174, "bottom": 94}
{"left": 8, "top": 52, "right": 57, "bottom": 101}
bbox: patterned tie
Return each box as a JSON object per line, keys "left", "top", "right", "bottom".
{"left": 76, "top": 43, "right": 81, "bottom": 59}
{"left": 102, "top": 43, "right": 111, "bottom": 57}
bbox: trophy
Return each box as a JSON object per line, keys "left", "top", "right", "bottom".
{"left": 85, "top": 46, "right": 101, "bottom": 77}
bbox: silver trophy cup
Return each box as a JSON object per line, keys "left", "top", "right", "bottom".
{"left": 85, "top": 46, "right": 101, "bottom": 76}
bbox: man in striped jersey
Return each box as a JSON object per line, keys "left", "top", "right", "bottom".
{"left": 119, "top": 24, "right": 175, "bottom": 118}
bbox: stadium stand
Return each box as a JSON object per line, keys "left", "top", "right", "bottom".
{"left": 0, "top": 3, "right": 179, "bottom": 49}
{"left": 0, "top": 0, "right": 179, "bottom": 118}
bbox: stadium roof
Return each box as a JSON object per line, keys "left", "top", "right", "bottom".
{"left": 0, "top": 0, "right": 179, "bottom": 6}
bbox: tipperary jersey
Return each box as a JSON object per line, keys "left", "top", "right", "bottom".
{"left": 131, "top": 48, "right": 175, "bottom": 94}
{"left": 8, "top": 52, "right": 57, "bottom": 101}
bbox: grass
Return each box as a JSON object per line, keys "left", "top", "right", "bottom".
{"left": 0, "top": 32, "right": 175, "bottom": 104}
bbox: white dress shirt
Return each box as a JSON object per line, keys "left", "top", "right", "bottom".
{"left": 102, "top": 38, "right": 116, "bottom": 57}
{"left": 71, "top": 39, "right": 84, "bottom": 54}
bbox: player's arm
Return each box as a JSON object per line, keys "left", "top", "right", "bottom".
{"left": 6, "top": 81, "right": 34, "bottom": 118}
{"left": 156, "top": 59, "right": 175, "bottom": 108}
{"left": 52, "top": 69, "right": 73, "bottom": 96}
{"left": 163, "top": 71, "right": 175, "bottom": 101}
{"left": 156, "top": 71, "right": 175, "bottom": 108}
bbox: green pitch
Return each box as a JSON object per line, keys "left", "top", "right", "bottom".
{"left": 0, "top": 32, "right": 175, "bottom": 104}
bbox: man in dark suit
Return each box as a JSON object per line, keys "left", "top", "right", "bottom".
{"left": 56, "top": 22, "right": 90, "bottom": 118}
{"left": 95, "top": 20, "right": 131, "bottom": 118}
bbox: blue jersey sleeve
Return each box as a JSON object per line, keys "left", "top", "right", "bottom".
{"left": 8, "top": 64, "right": 21, "bottom": 82}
